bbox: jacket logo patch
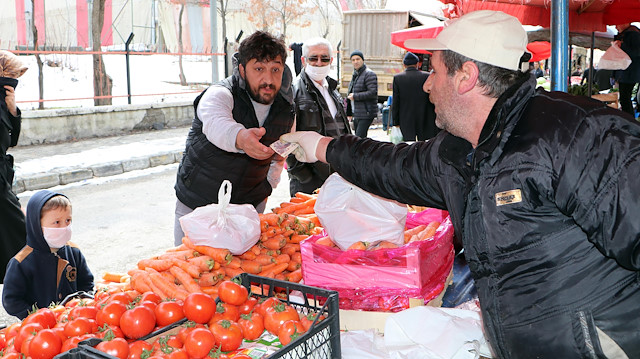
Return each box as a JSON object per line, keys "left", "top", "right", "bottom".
{"left": 66, "top": 266, "right": 77, "bottom": 282}
{"left": 495, "top": 189, "right": 522, "bottom": 206}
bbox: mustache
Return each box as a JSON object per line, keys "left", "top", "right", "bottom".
{"left": 259, "top": 83, "right": 276, "bottom": 90}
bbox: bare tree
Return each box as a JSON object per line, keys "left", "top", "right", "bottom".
{"left": 310, "top": 0, "right": 342, "bottom": 38}
{"left": 92, "top": 0, "right": 112, "bottom": 106}
{"left": 177, "top": 2, "right": 187, "bottom": 85}
{"left": 361, "top": 0, "right": 387, "bottom": 9}
{"left": 218, "top": 0, "right": 230, "bottom": 48}
{"left": 246, "top": 0, "right": 277, "bottom": 32}
{"left": 31, "top": 0, "right": 44, "bottom": 109}
{"left": 268, "top": 0, "right": 314, "bottom": 39}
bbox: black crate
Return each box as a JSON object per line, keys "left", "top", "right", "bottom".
{"left": 53, "top": 338, "right": 114, "bottom": 359}
{"left": 236, "top": 273, "right": 341, "bottom": 359}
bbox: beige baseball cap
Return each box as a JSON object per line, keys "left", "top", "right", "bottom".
{"left": 405, "top": 10, "right": 528, "bottom": 71}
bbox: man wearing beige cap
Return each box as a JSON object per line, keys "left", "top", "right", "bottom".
{"left": 281, "top": 10, "right": 640, "bottom": 358}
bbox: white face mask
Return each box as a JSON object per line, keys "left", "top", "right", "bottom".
{"left": 305, "top": 64, "right": 331, "bottom": 82}
{"left": 42, "top": 225, "right": 72, "bottom": 249}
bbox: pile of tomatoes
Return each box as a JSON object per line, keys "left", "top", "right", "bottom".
{"left": 0, "top": 280, "right": 324, "bottom": 359}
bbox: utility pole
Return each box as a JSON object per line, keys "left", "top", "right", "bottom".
{"left": 210, "top": 0, "right": 219, "bottom": 83}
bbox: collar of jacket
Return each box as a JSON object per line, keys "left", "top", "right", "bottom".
{"left": 353, "top": 64, "right": 367, "bottom": 76}
{"left": 300, "top": 68, "right": 338, "bottom": 92}
{"left": 230, "top": 52, "right": 294, "bottom": 105}
{"left": 438, "top": 74, "right": 536, "bottom": 169}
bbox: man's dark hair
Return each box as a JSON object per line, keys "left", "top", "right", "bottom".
{"left": 441, "top": 50, "right": 529, "bottom": 98}
{"left": 237, "top": 31, "right": 287, "bottom": 67}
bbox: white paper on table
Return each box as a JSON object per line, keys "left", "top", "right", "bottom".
{"left": 383, "top": 306, "right": 493, "bottom": 359}
{"left": 341, "top": 329, "right": 390, "bottom": 359}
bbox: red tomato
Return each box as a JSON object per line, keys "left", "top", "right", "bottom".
{"left": 263, "top": 303, "right": 300, "bottom": 335}
{"left": 97, "top": 325, "right": 125, "bottom": 339}
{"left": 154, "top": 301, "right": 185, "bottom": 327}
{"left": 49, "top": 326, "right": 67, "bottom": 343}
{"left": 4, "top": 323, "right": 21, "bottom": 341}
{"left": 209, "top": 319, "right": 243, "bottom": 352}
{"left": 138, "top": 300, "right": 158, "bottom": 313}
{"left": 238, "top": 312, "right": 264, "bottom": 340}
{"left": 96, "top": 338, "right": 130, "bottom": 359}
{"left": 14, "top": 322, "right": 44, "bottom": 352}
{"left": 300, "top": 312, "right": 325, "bottom": 332}
{"left": 96, "top": 301, "right": 127, "bottom": 327}
{"left": 0, "top": 333, "right": 6, "bottom": 351}
{"left": 64, "top": 317, "right": 94, "bottom": 338}
{"left": 119, "top": 306, "right": 156, "bottom": 340}
{"left": 165, "top": 348, "right": 188, "bottom": 359}
{"left": 183, "top": 327, "right": 215, "bottom": 359}
{"left": 69, "top": 305, "right": 99, "bottom": 320}
{"left": 255, "top": 297, "right": 281, "bottom": 317}
{"left": 212, "top": 302, "right": 239, "bottom": 323}
{"left": 60, "top": 333, "right": 94, "bottom": 352}
{"left": 238, "top": 296, "right": 258, "bottom": 315}
{"left": 20, "top": 334, "right": 34, "bottom": 357}
{"left": 108, "top": 292, "right": 133, "bottom": 305}
{"left": 217, "top": 281, "right": 248, "bottom": 306}
{"left": 29, "top": 329, "right": 63, "bottom": 359}
{"left": 127, "top": 340, "right": 153, "bottom": 359}
{"left": 277, "top": 320, "right": 305, "bottom": 346}
{"left": 182, "top": 293, "right": 216, "bottom": 324}
{"left": 176, "top": 322, "right": 204, "bottom": 345}
{"left": 64, "top": 298, "right": 95, "bottom": 309}
{"left": 2, "top": 353, "right": 23, "bottom": 359}
{"left": 140, "top": 292, "right": 162, "bottom": 305}
{"left": 24, "top": 308, "right": 57, "bottom": 329}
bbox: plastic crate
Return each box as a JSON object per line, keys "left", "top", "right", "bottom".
{"left": 139, "top": 273, "right": 340, "bottom": 358}
{"left": 53, "top": 338, "right": 114, "bottom": 359}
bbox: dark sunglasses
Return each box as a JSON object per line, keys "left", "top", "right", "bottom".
{"left": 306, "top": 56, "right": 331, "bottom": 63}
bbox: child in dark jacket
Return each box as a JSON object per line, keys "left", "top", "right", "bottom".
{"left": 2, "top": 190, "right": 94, "bottom": 319}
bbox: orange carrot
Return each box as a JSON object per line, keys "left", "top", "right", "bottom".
{"left": 280, "top": 198, "right": 317, "bottom": 215}
{"left": 225, "top": 256, "right": 242, "bottom": 269}
{"left": 292, "top": 207, "right": 315, "bottom": 216}
{"left": 261, "top": 235, "right": 287, "bottom": 250}
{"left": 315, "top": 236, "right": 335, "bottom": 247}
{"left": 371, "top": 241, "right": 399, "bottom": 250}
{"left": 250, "top": 245, "right": 261, "bottom": 256}
{"left": 275, "top": 273, "right": 286, "bottom": 281}
{"left": 255, "top": 254, "right": 276, "bottom": 266}
{"left": 284, "top": 269, "right": 303, "bottom": 282}
{"left": 182, "top": 236, "right": 232, "bottom": 264}
{"left": 347, "top": 241, "right": 369, "bottom": 251}
{"left": 145, "top": 268, "right": 176, "bottom": 299}
{"left": 404, "top": 225, "right": 427, "bottom": 243}
{"left": 171, "top": 257, "right": 202, "bottom": 278}
{"left": 137, "top": 258, "right": 173, "bottom": 272}
{"left": 280, "top": 243, "right": 298, "bottom": 256}
{"left": 411, "top": 221, "right": 440, "bottom": 242}
{"left": 201, "top": 286, "right": 218, "bottom": 297}
{"left": 240, "top": 251, "right": 257, "bottom": 261}
{"left": 240, "top": 260, "right": 263, "bottom": 274}
{"left": 259, "top": 262, "right": 288, "bottom": 277}
{"left": 258, "top": 213, "right": 280, "bottom": 227}
{"left": 289, "top": 197, "right": 305, "bottom": 203}
{"left": 274, "top": 253, "right": 291, "bottom": 265}
{"left": 299, "top": 214, "right": 321, "bottom": 228}
{"left": 293, "top": 192, "right": 316, "bottom": 201}
{"left": 289, "top": 234, "right": 308, "bottom": 244}
{"left": 291, "top": 252, "right": 302, "bottom": 264}
{"left": 129, "top": 272, "right": 152, "bottom": 293}
{"left": 187, "top": 255, "right": 216, "bottom": 272}
{"left": 102, "top": 272, "right": 127, "bottom": 283}
{"left": 224, "top": 266, "right": 244, "bottom": 279}
{"left": 287, "top": 261, "right": 301, "bottom": 272}
{"left": 169, "top": 266, "right": 203, "bottom": 294}
{"left": 197, "top": 272, "right": 223, "bottom": 287}
{"left": 159, "top": 250, "right": 196, "bottom": 261}
{"left": 165, "top": 244, "right": 188, "bottom": 252}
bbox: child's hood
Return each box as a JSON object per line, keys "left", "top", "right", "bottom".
{"left": 26, "top": 190, "right": 68, "bottom": 252}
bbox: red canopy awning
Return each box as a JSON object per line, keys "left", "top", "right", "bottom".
{"left": 390, "top": 25, "right": 444, "bottom": 54}
{"left": 527, "top": 41, "right": 551, "bottom": 62}
{"left": 441, "top": 0, "right": 640, "bottom": 32}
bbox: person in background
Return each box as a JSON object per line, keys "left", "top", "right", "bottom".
{"left": 173, "top": 31, "right": 295, "bottom": 246}
{"left": 391, "top": 52, "right": 438, "bottom": 141}
{"left": 346, "top": 50, "right": 378, "bottom": 138}
{"left": 289, "top": 42, "right": 303, "bottom": 76}
{"left": 0, "top": 50, "right": 28, "bottom": 283}
{"left": 287, "top": 37, "right": 350, "bottom": 196}
{"left": 282, "top": 10, "right": 640, "bottom": 357}
{"left": 613, "top": 23, "right": 640, "bottom": 117}
{"left": 3, "top": 190, "right": 94, "bottom": 319}
{"left": 595, "top": 67, "right": 614, "bottom": 91}
{"left": 532, "top": 61, "right": 544, "bottom": 78}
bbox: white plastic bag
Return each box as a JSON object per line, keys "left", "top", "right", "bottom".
{"left": 179, "top": 180, "right": 260, "bottom": 255}
{"left": 314, "top": 173, "right": 407, "bottom": 250}
{"left": 598, "top": 42, "right": 632, "bottom": 70}
{"left": 390, "top": 126, "right": 404, "bottom": 144}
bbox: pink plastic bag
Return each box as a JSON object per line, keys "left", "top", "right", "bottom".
{"left": 301, "top": 208, "right": 455, "bottom": 312}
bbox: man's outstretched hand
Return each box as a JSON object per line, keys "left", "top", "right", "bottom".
{"left": 280, "top": 132, "right": 325, "bottom": 163}
{"left": 236, "top": 127, "right": 274, "bottom": 160}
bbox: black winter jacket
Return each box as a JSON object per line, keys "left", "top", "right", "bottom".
{"left": 327, "top": 74, "right": 640, "bottom": 358}
{"left": 287, "top": 70, "right": 350, "bottom": 195}
{"left": 175, "top": 58, "right": 295, "bottom": 209}
{"left": 347, "top": 64, "right": 378, "bottom": 119}
{"left": 614, "top": 25, "right": 640, "bottom": 84}
{"left": 2, "top": 190, "right": 94, "bottom": 319}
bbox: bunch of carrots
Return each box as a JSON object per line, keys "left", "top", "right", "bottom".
{"left": 101, "top": 192, "right": 322, "bottom": 301}
{"left": 315, "top": 220, "right": 442, "bottom": 251}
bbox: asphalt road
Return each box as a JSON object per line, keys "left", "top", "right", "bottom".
{"left": 0, "top": 163, "right": 293, "bottom": 326}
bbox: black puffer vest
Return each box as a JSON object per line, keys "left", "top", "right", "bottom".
{"left": 175, "top": 71, "right": 294, "bottom": 209}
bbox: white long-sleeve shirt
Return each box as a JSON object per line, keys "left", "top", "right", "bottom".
{"left": 196, "top": 85, "right": 288, "bottom": 188}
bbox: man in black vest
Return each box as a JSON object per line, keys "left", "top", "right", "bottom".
{"left": 391, "top": 52, "right": 437, "bottom": 141}
{"left": 173, "top": 31, "right": 295, "bottom": 245}
{"left": 287, "top": 37, "right": 351, "bottom": 196}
